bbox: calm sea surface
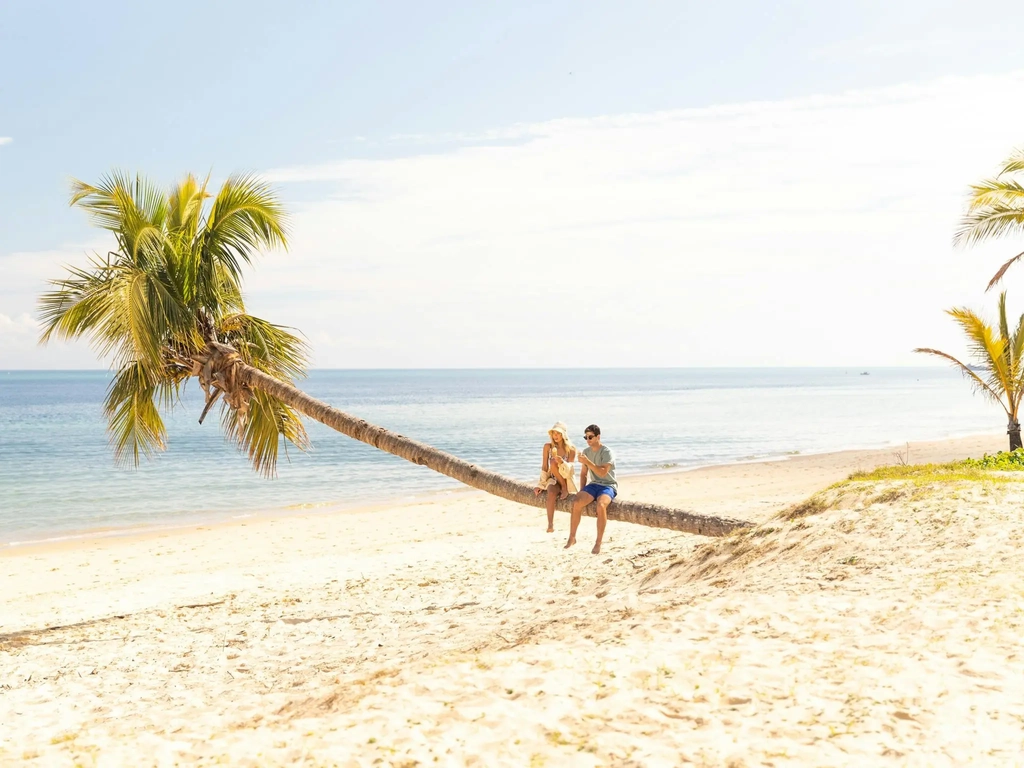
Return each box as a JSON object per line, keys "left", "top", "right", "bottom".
{"left": 0, "top": 368, "right": 1004, "bottom": 545}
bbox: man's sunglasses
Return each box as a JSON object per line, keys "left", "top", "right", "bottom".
{"left": 584, "top": 434, "right": 596, "bottom": 440}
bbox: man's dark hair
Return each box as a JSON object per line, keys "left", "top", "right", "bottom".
{"left": 585, "top": 424, "right": 601, "bottom": 436}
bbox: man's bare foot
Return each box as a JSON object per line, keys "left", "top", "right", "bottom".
{"left": 564, "top": 538, "right": 576, "bottom": 549}
{"left": 546, "top": 527, "right": 554, "bottom": 533}
{"left": 591, "top": 543, "right": 601, "bottom": 554}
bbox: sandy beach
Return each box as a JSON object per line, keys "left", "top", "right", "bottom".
{"left": 3, "top": 432, "right": 1023, "bottom": 766}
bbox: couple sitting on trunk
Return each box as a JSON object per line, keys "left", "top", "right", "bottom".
{"left": 533, "top": 422, "right": 617, "bottom": 554}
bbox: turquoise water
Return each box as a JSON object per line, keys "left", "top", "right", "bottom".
{"left": 0, "top": 368, "right": 1003, "bottom": 545}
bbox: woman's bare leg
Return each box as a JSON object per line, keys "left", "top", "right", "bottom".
{"left": 549, "top": 458, "right": 569, "bottom": 499}
{"left": 556, "top": 474, "right": 569, "bottom": 499}
{"left": 545, "top": 486, "right": 558, "bottom": 532}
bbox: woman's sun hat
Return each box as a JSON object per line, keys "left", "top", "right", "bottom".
{"left": 548, "top": 421, "right": 571, "bottom": 442}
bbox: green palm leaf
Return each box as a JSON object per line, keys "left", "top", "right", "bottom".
{"left": 104, "top": 362, "right": 171, "bottom": 466}
{"left": 956, "top": 147, "right": 1024, "bottom": 287}
{"left": 917, "top": 294, "right": 1024, "bottom": 432}
{"left": 38, "top": 172, "right": 307, "bottom": 475}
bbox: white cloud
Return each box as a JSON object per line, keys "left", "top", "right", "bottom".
{"left": 0, "top": 313, "right": 42, "bottom": 368}
{"left": 0, "top": 312, "right": 36, "bottom": 334}
{"left": 0, "top": 137, "right": 10, "bottom": 146}
{"left": 248, "top": 71, "right": 1024, "bottom": 368}
{"left": 8, "top": 72, "right": 1024, "bottom": 369}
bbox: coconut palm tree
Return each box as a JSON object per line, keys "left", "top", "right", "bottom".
{"left": 39, "top": 172, "right": 749, "bottom": 538}
{"left": 915, "top": 292, "right": 1024, "bottom": 450}
{"left": 956, "top": 147, "right": 1024, "bottom": 290}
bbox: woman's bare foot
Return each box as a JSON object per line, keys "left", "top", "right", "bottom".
{"left": 533, "top": 486, "right": 543, "bottom": 496}
{"left": 559, "top": 488, "right": 569, "bottom": 500}
{"left": 591, "top": 543, "right": 601, "bottom": 554}
{"left": 564, "top": 537, "right": 576, "bottom": 549}
{"left": 546, "top": 527, "right": 555, "bottom": 533}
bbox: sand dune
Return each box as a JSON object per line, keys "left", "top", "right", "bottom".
{"left": 3, "top": 432, "right": 1022, "bottom": 766}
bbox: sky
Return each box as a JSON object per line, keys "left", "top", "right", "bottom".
{"left": 3, "top": 0, "right": 1024, "bottom": 368}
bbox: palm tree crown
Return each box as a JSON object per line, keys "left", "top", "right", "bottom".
{"left": 956, "top": 147, "right": 1024, "bottom": 289}
{"left": 915, "top": 292, "right": 1024, "bottom": 450}
{"left": 38, "top": 173, "right": 308, "bottom": 475}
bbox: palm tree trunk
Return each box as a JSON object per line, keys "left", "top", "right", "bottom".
{"left": 202, "top": 342, "right": 752, "bottom": 538}
{"left": 1009, "top": 418, "right": 1022, "bottom": 451}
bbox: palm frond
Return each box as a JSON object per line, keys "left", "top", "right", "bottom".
{"left": 166, "top": 173, "right": 209, "bottom": 241}
{"left": 945, "top": 307, "right": 1004, "bottom": 365}
{"left": 954, "top": 205, "right": 1024, "bottom": 247}
{"left": 1009, "top": 311, "right": 1024, "bottom": 417}
{"left": 40, "top": 260, "right": 172, "bottom": 375}
{"left": 220, "top": 389, "right": 309, "bottom": 477}
{"left": 955, "top": 147, "right": 1024, "bottom": 252}
{"left": 998, "top": 292, "right": 1011, "bottom": 346}
{"left": 1012, "top": 311, "right": 1024, "bottom": 371}
{"left": 104, "top": 362, "right": 170, "bottom": 467}
{"left": 70, "top": 173, "right": 169, "bottom": 262}
{"left": 962, "top": 177, "right": 1024, "bottom": 212}
{"left": 913, "top": 347, "right": 1009, "bottom": 414}
{"left": 219, "top": 313, "right": 308, "bottom": 381}
{"left": 997, "top": 148, "right": 1024, "bottom": 176}
{"left": 38, "top": 256, "right": 118, "bottom": 344}
{"left": 986, "top": 249, "right": 1024, "bottom": 291}
{"left": 199, "top": 173, "right": 288, "bottom": 285}
{"left": 948, "top": 307, "right": 1014, "bottom": 398}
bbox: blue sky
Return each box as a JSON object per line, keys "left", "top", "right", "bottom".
{"left": 3, "top": 1, "right": 1024, "bottom": 367}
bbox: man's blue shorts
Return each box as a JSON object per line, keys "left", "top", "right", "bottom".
{"left": 581, "top": 483, "right": 617, "bottom": 500}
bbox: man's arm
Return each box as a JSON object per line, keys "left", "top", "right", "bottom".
{"left": 588, "top": 462, "right": 612, "bottom": 478}
{"left": 579, "top": 452, "right": 613, "bottom": 477}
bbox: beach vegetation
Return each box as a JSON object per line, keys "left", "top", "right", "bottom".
{"left": 955, "top": 147, "right": 1024, "bottom": 289}
{"left": 961, "top": 447, "right": 1024, "bottom": 470}
{"left": 846, "top": 454, "right": 1024, "bottom": 484}
{"left": 915, "top": 292, "right": 1024, "bottom": 450}
{"left": 36, "top": 171, "right": 750, "bottom": 538}
{"left": 778, "top": 495, "right": 832, "bottom": 520}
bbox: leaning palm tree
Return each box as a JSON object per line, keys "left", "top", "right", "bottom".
{"left": 39, "top": 172, "right": 749, "bottom": 537}
{"left": 956, "top": 147, "right": 1024, "bottom": 290}
{"left": 915, "top": 292, "right": 1024, "bottom": 450}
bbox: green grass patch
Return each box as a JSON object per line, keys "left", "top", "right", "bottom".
{"left": 961, "top": 448, "right": 1024, "bottom": 471}
{"left": 844, "top": 449, "right": 1024, "bottom": 486}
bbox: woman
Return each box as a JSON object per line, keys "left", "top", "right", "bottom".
{"left": 533, "top": 421, "right": 578, "bottom": 533}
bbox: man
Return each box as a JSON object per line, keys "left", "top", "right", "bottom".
{"left": 565, "top": 423, "right": 617, "bottom": 554}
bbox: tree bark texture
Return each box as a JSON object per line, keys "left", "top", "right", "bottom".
{"left": 1009, "top": 418, "right": 1022, "bottom": 451}
{"left": 204, "top": 343, "right": 753, "bottom": 538}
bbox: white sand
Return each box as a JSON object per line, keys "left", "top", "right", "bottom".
{"left": 3, "top": 432, "right": 1023, "bottom": 766}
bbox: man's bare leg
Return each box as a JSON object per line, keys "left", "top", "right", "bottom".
{"left": 566, "top": 492, "right": 593, "bottom": 549}
{"left": 592, "top": 494, "right": 611, "bottom": 554}
{"left": 545, "top": 486, "right": 558, "bottom": 532}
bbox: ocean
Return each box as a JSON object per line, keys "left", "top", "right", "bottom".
{"left": 0, "top": 367, "right": 1004, "bottom": 545}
